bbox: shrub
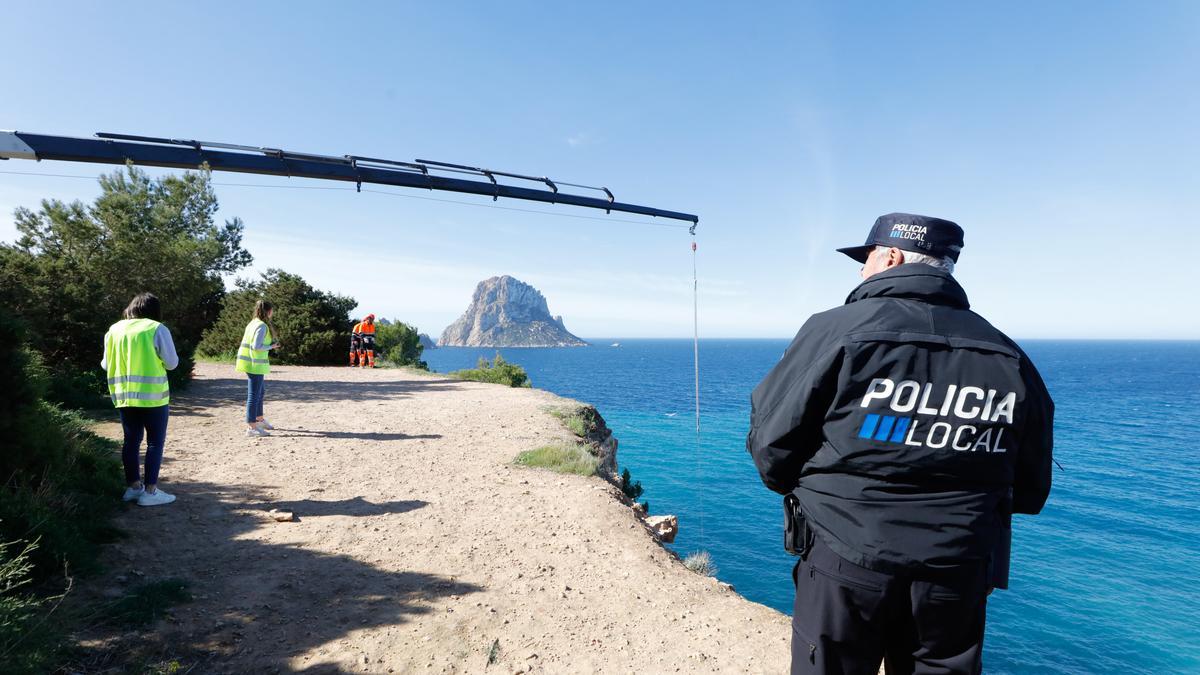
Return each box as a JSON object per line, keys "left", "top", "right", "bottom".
{"left": 375, "top": 320, "right": 428, "bottom": 370}
{"left": 0, "top": 308, "right": 124, "bottom": 582}
{"left": 515, "top": 444, "right": 598, "bottom": 476}
{"left": 620, "top": 467, "right": 643, "bottom": 500}
{"left": 449, "top": 353, "right": 531, "bottom": 388}
{"left": 620, "top": 468, "right": 649, "bottom": 514}
{"left": 0, "top": 306, "right": 123, "bottom": 672}
{"left": 544, "top": 406, "right": 592, "bottom": 437}
{"left": 197, "top": 269, "right": 355, "bottom": 365}
{"left": 683, "top": 551, "right": 718, "bottom": 577}
{"left": 0, "top": 164, "right": 252, "bottom": 405}
{"left": 565, "top": 415, "right": 587, "bottom": 437}
{"left": 1, "top": 538, "right": 46, "bottom": 671}
{"left": 0, "top": 406, "right": 124, "bottom": 583}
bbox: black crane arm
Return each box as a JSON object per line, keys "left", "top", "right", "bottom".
{"left": 0, "top": 130, "right": 699, "bottom": 226}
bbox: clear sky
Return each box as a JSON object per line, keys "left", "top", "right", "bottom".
{"left": 1, "top": 2, "right": 1196, "bottom": 338}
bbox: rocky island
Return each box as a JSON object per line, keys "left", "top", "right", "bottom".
{"left": 439, "top": 275, "right": 588, "bottom": 347}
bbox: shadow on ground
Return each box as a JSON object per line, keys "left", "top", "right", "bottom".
{"left": 171, "top": 373, "right": 467, "bottom": 417}
{"left": 69, "top": 481, "right": 478, "bottom": 673}
{"left": 270, "top": 428, "right": 442, "bottom": 441}
{"left": 253, "top": 496, "right": 428, "bottom": 518}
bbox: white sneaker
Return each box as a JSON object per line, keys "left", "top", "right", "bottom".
{"left": 122, "top": 486, "right": 145, "bottom": 502}
{"left": 257, "top": 419, "right": 275, "bottom": 430}
{"left": 246, "top": 426, "right": 270, "bottom": 437}
{"left": 137, "top": 488, "right": 176, "bottom": 507}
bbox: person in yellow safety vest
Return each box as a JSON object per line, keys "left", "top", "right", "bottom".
{"left": 349, "top": 317, "right": 363, "bottom": 367}
{"left": 101, "top": 292, "right": 179, "bottom": 507}
{"left": 236, "top": 300, "right": 280, "bottom": 437}
{"left": 358, "top": 313, "right": 377, "bottom": 368}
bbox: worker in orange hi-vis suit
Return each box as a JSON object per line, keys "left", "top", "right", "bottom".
{"left": 349, "top": 318, "right": 362, "bottom": 367}
{"left": 358, "top": 314, "right": 377, "bottom": 368}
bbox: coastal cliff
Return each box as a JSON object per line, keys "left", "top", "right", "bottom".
{"left": 80, "top": 362, "right": 790, "bottom": 671}
{"left": 438, "top": 275, "right": 588, "bottom": 347}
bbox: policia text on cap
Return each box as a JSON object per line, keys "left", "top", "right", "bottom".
{"left": 747, "top": 213, "right": 1054, "bottom": 675}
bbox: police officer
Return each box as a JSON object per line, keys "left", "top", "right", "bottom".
{"left": 748, "top": 213, "right": 1053, "bottom": 674}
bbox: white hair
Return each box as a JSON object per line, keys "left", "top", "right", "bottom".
{"left": 875, "top": 245, "right": 956, "bottom": 274}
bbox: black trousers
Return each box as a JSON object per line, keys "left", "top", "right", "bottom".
{"left": 791, "top": 535, "right": 989, "bottom": 675}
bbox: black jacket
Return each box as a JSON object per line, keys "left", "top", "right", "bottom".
{"left": 748, "top": 265, "right": 1053, "bottom": 576}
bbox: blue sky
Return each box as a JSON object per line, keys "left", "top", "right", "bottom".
{"left": 1, "top": 2, "right": 1196, "bottom": 338}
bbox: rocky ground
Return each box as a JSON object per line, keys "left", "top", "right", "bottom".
{"left": 77, "top": 362, "right": 790, "bottom": 673}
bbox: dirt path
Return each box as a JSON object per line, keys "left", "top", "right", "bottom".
{"left": 84, "top": 361, "right": 790, "bottom": 673}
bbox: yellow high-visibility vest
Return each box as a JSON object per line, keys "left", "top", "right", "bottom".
{"left": 104, "top": 318, "right": 169, "bottom": 408}
{"left": 235, "top": 318, "right": 272, "bottom": 375}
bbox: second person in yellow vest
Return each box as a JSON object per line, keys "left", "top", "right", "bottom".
{"left": 236, "top": 300, "right": 279, "bottom": 437}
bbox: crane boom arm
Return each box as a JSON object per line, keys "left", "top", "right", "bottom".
{"left": 0, "top": 130, "right": 699, "bottom": 226}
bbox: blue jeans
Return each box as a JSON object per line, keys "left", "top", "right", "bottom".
{"left": 119, "top": 405, "right": 169, "bottom": 486}
{"left": 246, "top": 373, "right": 265, "bottom": 423}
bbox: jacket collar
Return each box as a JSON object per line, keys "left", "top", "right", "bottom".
{"left": 845, "top": 265, "right": 970, "bottom": 309}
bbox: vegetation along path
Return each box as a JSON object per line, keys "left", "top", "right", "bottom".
{"left": 83, "top": 361, "right": 789, "bottom": 673}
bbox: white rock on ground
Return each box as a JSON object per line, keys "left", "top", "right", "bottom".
{"left": 645, "top": 515, "right": 680, "bottom": 543}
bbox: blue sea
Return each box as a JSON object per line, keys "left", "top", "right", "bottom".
{"left": 425, "top": 340, "right": 1200, "bottom": 673}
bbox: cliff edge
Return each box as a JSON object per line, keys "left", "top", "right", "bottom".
{"left": 81, "top": 362, "right": 789, "bottom": 672}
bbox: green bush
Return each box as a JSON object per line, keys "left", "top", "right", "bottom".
{"left": 0, "top": 408, "right": 124, "bottom": 580}
{"left": 0, "top": 308, "right": 123, "bottom": 582}
{"left": 0, "top": 538, "right": 57, "bottom": 674}
{"left": 545, "top": 406, "right": 592, "bottom": 437}
{"left": 197, "top": 269, "right": 355, "bottom": 365}
{"left": 620, "top": 468, "right": 643, "bottom": 501}
{"left": 515, "top": 444, "right": 598, "bottom": 476}
{"left": 448, "top": 353, "right": 531, "bottom": 388}
{"left": 375, "top": 320, "right": 428, "bottom": 369}
{"left": 565, "top": 415, "right": 588, "bottom": 437}
{"left": 620, "top": 468, "right": 649, "bottom": 514}
{"left": 0, "top": 305, "right": 124, "bottom": 672}
{"left": 0, "top": 164, "right": 252, "bottom": 406}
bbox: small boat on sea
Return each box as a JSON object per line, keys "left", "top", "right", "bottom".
{"left": 610, "top": 342, "right": 620, "bottom": 347}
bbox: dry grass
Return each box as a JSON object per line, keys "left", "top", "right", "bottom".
{"left": 515, "top": 443, "right": 598, "bottom": 476}
{"left": 683, "top": 551, "right": 717, "bottom": 577}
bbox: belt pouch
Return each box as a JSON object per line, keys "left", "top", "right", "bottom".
{"left": 783, "top": 493, "right": 811, "bottom": 557}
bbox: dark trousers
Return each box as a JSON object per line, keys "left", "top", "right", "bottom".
{"left": 246, "top": 373, "right": 265, "bottom": 423}
{"left": 118, "top": 405, "right": 168, "bottom": 486}
{"left": 792, "top": 535, "right": 989, "bottom": 675}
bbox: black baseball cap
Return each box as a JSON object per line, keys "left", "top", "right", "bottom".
{"left": 836, "top": 213, "right": 964, "bottom": 264}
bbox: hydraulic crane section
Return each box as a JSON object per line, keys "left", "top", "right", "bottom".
{"left": 0, "top": 130, "right": 699, "bottom": 227}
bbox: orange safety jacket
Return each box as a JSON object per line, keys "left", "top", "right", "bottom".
{"left": 359, "top": 321, "right": 376, "bottom": 336}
